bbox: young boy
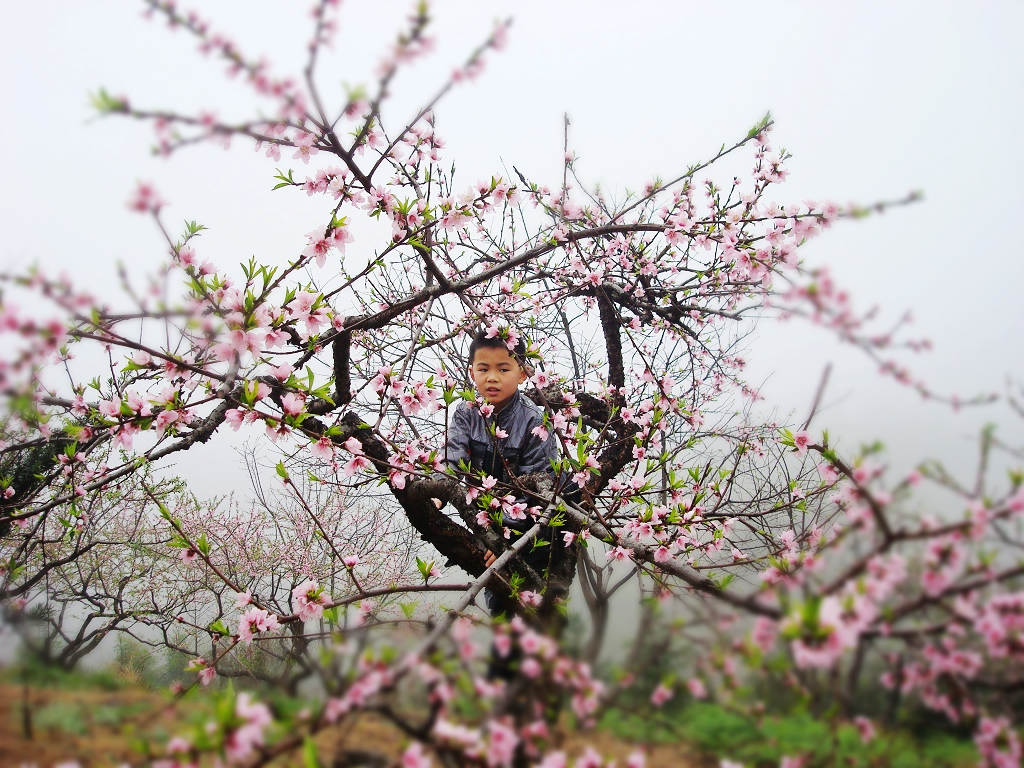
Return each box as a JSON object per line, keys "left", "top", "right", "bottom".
{"left": 444, "top": 329, "right": 557, "bottom": 613}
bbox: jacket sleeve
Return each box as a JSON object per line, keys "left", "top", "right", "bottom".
{"left": 444, "top": 403, "right": 473, "bottom": 475}
{"left": 517, "top": 414, "right": 557, "bottom": 476}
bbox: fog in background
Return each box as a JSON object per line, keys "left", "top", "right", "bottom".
{"left": 3, "top": 0, "right": 1022, "bottom": 507}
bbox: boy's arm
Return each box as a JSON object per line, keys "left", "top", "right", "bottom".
{"left": 517, "top": 418, "right": 557, "bottom": 476}
{"left": 443, "top": 402, "right": 473, "bottom": 474}
{"left": 519, "top": 413, "right": 582, "bottom": 506}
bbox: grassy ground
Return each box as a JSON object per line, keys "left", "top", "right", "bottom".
{"left": 600, "top": 701, "right": 981, "bottom": 768}
{"left": 0, "top": 676, "right": 707, "bottom": 767}
{"left": 0, "top": 679, "right": 162, "bottom": 766}
{"left": 0, "top": 664, "right": 980, "bottom": 767}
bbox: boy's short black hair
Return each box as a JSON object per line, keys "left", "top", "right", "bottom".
{"left": 468, "top": 329, "right": 526, "bottom": 366}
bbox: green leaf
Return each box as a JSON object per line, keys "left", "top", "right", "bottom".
{"left": 89, "top": 87, "right": 126, "bottom": 114}
{"left": 242, "top": 379, "right": 260, "bottom": 406}
{"left": 271, "top": 168, "right": 297, "bottom": 190}
{"left": 416, "top": 557, "right": 434, "bottom": 582}
{"left": 746, "top": 112, "right": 771, "bottom": 140}
{"left": 276, "top": 461, "right": 289, "bottom": 480}
{"left": 209, "top": 619, "right": 230, "bottom": 637}
{"left": 215, "top": 686, "right": 236, "bottom": 726}
{"left": 302, "top": 736, "right": 322, "bottom": 768}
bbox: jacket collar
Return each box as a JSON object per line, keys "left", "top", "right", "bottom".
{"left": 490, "top": 391, "right": 523, "bottom": 425}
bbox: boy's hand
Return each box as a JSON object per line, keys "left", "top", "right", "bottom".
{"left": 484, "top": 550, "right": 496, "bottom": 568}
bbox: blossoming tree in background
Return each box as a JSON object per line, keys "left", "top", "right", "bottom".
{"left": 0, "top": 1, "right": 1020, "bottom": 766}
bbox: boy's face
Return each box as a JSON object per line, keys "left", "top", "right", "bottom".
{"left": 469, "top": 346, "right": 527, "bottom": 411}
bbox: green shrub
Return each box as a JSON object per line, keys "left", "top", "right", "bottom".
{"left": 5, "top": 655, "right": 128, "bottom": 691}
{"left": 679, "top": 702, "right": 757, "bottom": 751}
{"left": 600, "top": 700, "right": 980, "bottom": 767}
{"left": 34, "top": 700, "right": 88, "bottom": 735}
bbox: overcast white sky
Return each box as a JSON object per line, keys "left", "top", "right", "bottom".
{"left": 3, "top": 0, "right": 1023, "bottom": 496}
